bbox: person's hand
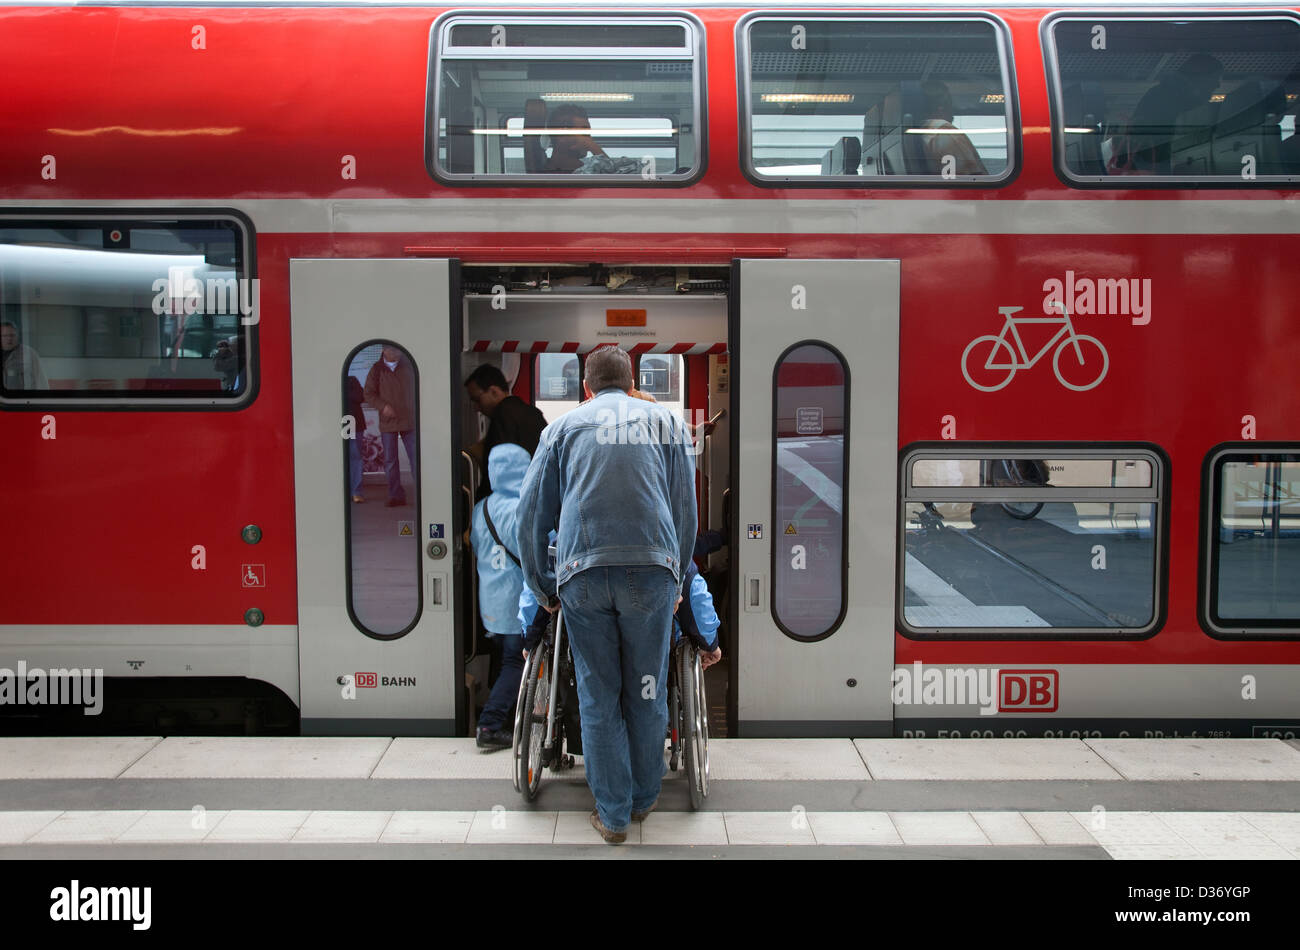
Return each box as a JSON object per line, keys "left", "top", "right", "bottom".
{"left": 701, "top": 646, "right": 722, "bottom": 670}
{"left": 542, "top": 601, "right": 560, "bottom": 614}
{"left": 381, "top": 404, "right": 396, "bottom": 420}
{"left": 674, "top": 595, "right": 682, "bottom": 613}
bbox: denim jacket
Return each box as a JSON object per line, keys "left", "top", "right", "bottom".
{"left": 470, "top": 444, "right": 532, "bottom": 635}
{"left": 517, "top": 388, "right": 697, "bottom": 605}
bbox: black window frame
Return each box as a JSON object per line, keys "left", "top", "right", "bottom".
{"left": 0, "top": 209, "right": 257, "bottom": 411}
{"left": 770, "top": 339, "right": 850, "bottom": 643}
{"left": 1201, "top": 442, "right": 1300, "bottom": 639}
{"left": 426, "top": 10, "right": 708, "bottom": 188}
{"left": 898, "top": 442, "right": 1168, "bottom": 641}
{"left": 736, "top": 10, "right": 1021, "bottom": 189}
{"left": 1042, "top": 10, "right": 1300, "bottom": 190}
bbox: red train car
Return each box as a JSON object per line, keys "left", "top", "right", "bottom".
{"left": 2, "top": 0, "right": 1298, "bottom": 738}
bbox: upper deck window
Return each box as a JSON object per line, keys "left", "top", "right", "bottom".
{"left": 740, "top": 15, "right": 1015, "bottom": 185}
{"left": 1046, "top": 15, "right": 1300, "bottom": 186}
{"left": 0, "top": 216, "right": 254, "bottom": 407}
{"left": 429, "top": 15, "right": 703, "bottom": 184}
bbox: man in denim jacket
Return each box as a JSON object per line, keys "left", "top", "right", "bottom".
{"left": 517, "top": 345, "right": 697, "bottom": 843}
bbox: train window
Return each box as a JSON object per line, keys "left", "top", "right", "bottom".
{"left": 0, "top": 216, "right": 253, "bottom": 406}
{"left": 534, "top": 352, "right": 581, "bottom": 423}
{"left": 345, "top": 342, "right": 422, "bottom": 639}
{"left": 1205, "top": 449, "right": 1300, "bottom": 636}
{"left": 1046, "top": 14, "right": 1300, "bottom": 185}
{"left": 740, "top": 14, "right": 1015, "bottom": 185}
{"left": 772, "top": 342, "right": 848, "bottom": 641}
{"left": 429, "top": 14, "right": 703, "bottom": 184}
{"left": 637, "top": 353, "right": 685, "bottom": 418}
{"left": 901, "top": 449, "right": 1163, "bottom": 638}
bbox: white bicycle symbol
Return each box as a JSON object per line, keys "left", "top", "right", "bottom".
{"left": 961, "top": 302, "right": 1108, "bottom": 393}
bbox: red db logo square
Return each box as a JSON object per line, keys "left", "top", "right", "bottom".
{"left": 998, "top": 669, "right": 1058, "bottom": 713}
{"left": 355, "top": 672, "right": 378, "bottom": 688}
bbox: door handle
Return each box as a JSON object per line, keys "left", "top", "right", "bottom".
{"left": 744, "top": 572, "right": 766, "bottom": 613}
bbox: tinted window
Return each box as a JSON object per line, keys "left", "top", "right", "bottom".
{"left": 743, "top": 17, "right": 1013, "bottom": 182}
{"left": 0, "top": 218, "right": 252, "bottom": 403}
{"left": 772, "top": 343, "right": 848, "bottom": 640}
{"left": 903, "top": 451, "right": 1161, "bottom": 636}
{"left": 1048, "top": 16, "right": 1300, "bottom": 182}
{"left": 346, "top": 342, "right": 421, "bottom": 638}
{"left": 534, "top": 352, "right": 581, "bottom": 423}
{"left": 431, "top": 16, "right": 701, "bottom": 182}
{"left": 637, "top": 353, "right": 685, "bottom": 418}
{"left": 1207, "top": 452, "right": 1300, "bottom": 632}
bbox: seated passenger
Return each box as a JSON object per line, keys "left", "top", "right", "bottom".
{"left": 544, "top": 104, "right": 607, "bottom": 173}
{"left": 918, "top": 81, "right": 987, "bottom": 176}
{"left": 1120, "top": 53, "right": 1224, "bottom": 174}
{"left": 674, "top": 559, "right": 723, "bottom": 670}
{"left": 470, "top": 443, "right": 533, "bottom": 751}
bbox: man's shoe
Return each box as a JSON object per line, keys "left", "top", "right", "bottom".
{"left": 590, "top": 810, "right": 627, "bottom": 844}
{"left": 476, "top": 727, "right": 511, "bottom": 751}
{"left": 630, "top": 798, "right": 658, "bottom": 822}
{"left": 352, "top": 495, "right": 365, "bottom": 504}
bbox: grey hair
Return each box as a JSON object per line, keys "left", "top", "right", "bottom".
{"left": 584, "top": 345, "right": 633, "bottom": 394}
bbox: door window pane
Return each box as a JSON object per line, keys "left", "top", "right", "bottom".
{"left": 534, "top": 352, "right": 581, "bottom": 423}
{"left": 772, "top": 343, "right": 847, "bottom": 639}
{"left": 345, "top": 343, "right": 420, "bottom": 638}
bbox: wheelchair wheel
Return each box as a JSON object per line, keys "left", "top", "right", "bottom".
{"left": 680, "top": 644, "right": 709, "bottom": 808}
{"left": 667, "top": 647, "right": 681, "bottom": 771}
{"left": 510, "top": 649, "right": 532, "bottom": 792}
{"left": 517, "top": 642, "right": 553, "bottom": 801}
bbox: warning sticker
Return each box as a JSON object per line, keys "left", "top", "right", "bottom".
{"left": 241, "top": 564, "right": 266, "bottom": 588}
{"left": 785, "top": 523, "right": 797, "bottom": 535}
{"left": 398, "top": 521, "right": 414, "bottom": 537}
{"left": 747, "top": 524, "right": 763, "bottom": 540}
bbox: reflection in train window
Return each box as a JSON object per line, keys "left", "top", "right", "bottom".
{"left": 771, "top": 343, "right": 848, "bottom": 640}
{"left": 741, "top": 15, "right": 1014, "bottom": 183}
{"left": 637, "top": 353, "right": 685, "bottom": 418}
{"left": 534, "top": 352, "right": 581, "bottom": 423}
{"left": 1047, "top": 16, "right": 1300, "bottom": 183}
{"left": 1207, "top": 452, "right": 1300, "bottom": 633}
{"left": 430, "top": 15, "right": 702, "bottom": 183}
{"left": 345, "top": 342, "right": 421, "bottom": 639}
{"left": 0, "top": 217, "right": 252, "bottom": 402}
{"left": 902, "top": 449, "right": 1162, "bottom": 637}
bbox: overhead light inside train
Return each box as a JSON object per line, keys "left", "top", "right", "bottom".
{"left": 760, "top": 93, "right": 855, "bottom": 104}
{"left": 475, "top": 128, "right": 677, "bottom": 137}
{"left": 541, "top": 93, "right": 635, "bottom": 102}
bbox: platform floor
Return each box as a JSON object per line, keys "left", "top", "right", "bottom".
{"left": 1, "top": 737, "right": 1297, "bottom": 858}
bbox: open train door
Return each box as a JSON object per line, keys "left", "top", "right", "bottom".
{"left": 732, "top": 259, "right": 899, "bottom": 737}
{"left": 289, "top": 258, "right": 461, "bottom": 735}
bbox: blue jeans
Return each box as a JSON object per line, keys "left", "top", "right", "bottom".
{"left": 559, "top": 565, "right": 674, "bottom": 832}
{"left": 381, "top": 429, "right": 416, "bottom": 502}
{"left": 479, "top": 634, "right": 525, "bottom": 733}
{"left": 348, "top": 438, "right": 363, "bottom": 496}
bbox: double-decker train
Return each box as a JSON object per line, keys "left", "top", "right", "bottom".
{"left": 3, "top": 0, "right": 1299, "bottom": 738}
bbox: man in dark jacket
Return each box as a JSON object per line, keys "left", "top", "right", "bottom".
{"left": 364, "top": 345, "right": 417, "bottom": 507}
{"left": 464, "top": 364, "right": 547, "bottom": 495}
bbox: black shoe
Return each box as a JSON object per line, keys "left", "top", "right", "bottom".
{"left": 476, "top": 727, "right": 511, "bottom": 751}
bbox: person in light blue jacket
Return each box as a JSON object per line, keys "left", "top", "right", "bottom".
{"left": 471, "top": 443, "right": 532, "bottom": 750}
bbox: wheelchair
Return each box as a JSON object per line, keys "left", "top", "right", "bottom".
{"left": 667, "top": 624, "right": 711, "bottom": 809}
{"left": 512, "top": 606, "right": 582, "bottom": 801}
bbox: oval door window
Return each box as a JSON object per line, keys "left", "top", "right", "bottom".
{"left": 344, "top": 342, "right": 421, "bottom": 638}
{"left": 772, "top": 342, "right": 849, "bottom": 640}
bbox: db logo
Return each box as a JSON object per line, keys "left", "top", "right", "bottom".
{"left": 355, "top": 672, "right": 378, "bottom": 688}
{"left": 998, "top": 669, "right": 1058, "bottom": 712}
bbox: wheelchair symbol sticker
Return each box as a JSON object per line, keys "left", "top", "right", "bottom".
{"left": 747, "top": 524, "right": 763, "bottom": 540}
{"left": 241, "top": 564, "right": 266, "bottom": 588}
{"left": 429, "top": 523, "right": 444, "bottom": 539}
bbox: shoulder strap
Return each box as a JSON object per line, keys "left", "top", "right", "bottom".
{"left": 483, "top": 503, "right": 522, "bottom": 568}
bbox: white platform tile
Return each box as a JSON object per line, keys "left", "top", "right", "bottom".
{"left": 122, "top": 737, "right": 393, "bottom": 779}
{"left": 380, "top": 811, "right": 475, "bottom": 844}
{"left": 1071, "top": 811, "right": 1189, "bottom": 847}
{"left": 889, "top": 812, "right": 990, "bottom": 846}
{"left": 1242, "top": 813, "right": 1300, "bottom": 852}
{"left": 723, "top": 811, "right": 818, "bottom": 845}
{"left": 207, "top": 811, "right": 311, "bottom": 842}
{"left": 706, "top": 740, "right": 870, "bottom": 781}
{"left": 29, "top": 811, "right": 147, "bottom": 843}
{"left": 638, "top": 811, "right": 729, "bottom": 846}
{"left": 0, "top": 737, "right": 162, "bottom": 779}
{"left": 0, "top": 811, "right": 63, "bottom": 844}
{"left": 373, "top": 738, "right": 518, "bottom": 780}
{"left": 116, "top": 810, "right": 228, "bottom": 843}
{"left": 972, "top": 812, "right": 1043, "bottom": 845}
{"left": 1085, "top": 739, "right": 1300, "bottom": 781}
{"left": 1156, "top": 812, "right": 1278, "bottom": 850}
{"left": 855, "top": 739, "right": 1122, "bottom": 781}
{"left": 1022, "top": 812, "right": 1098, "bottom": 846}
{"left": 466, "top": 810, "right": 557, "bottom": 844}
{"left": 806, "top": 811, "right": 902, "bottom": 846}
{"left": 553, "top": 810, "right": 642, "bottom": 845}
{"left": 1194, "top": 844, "right": 1294, "bottom": 860}
{"left": 293, "top": 811, "right": 393, "bottom": 843}
{"left": 1103, "top": 843, "right": 1203, "bottom": 860}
